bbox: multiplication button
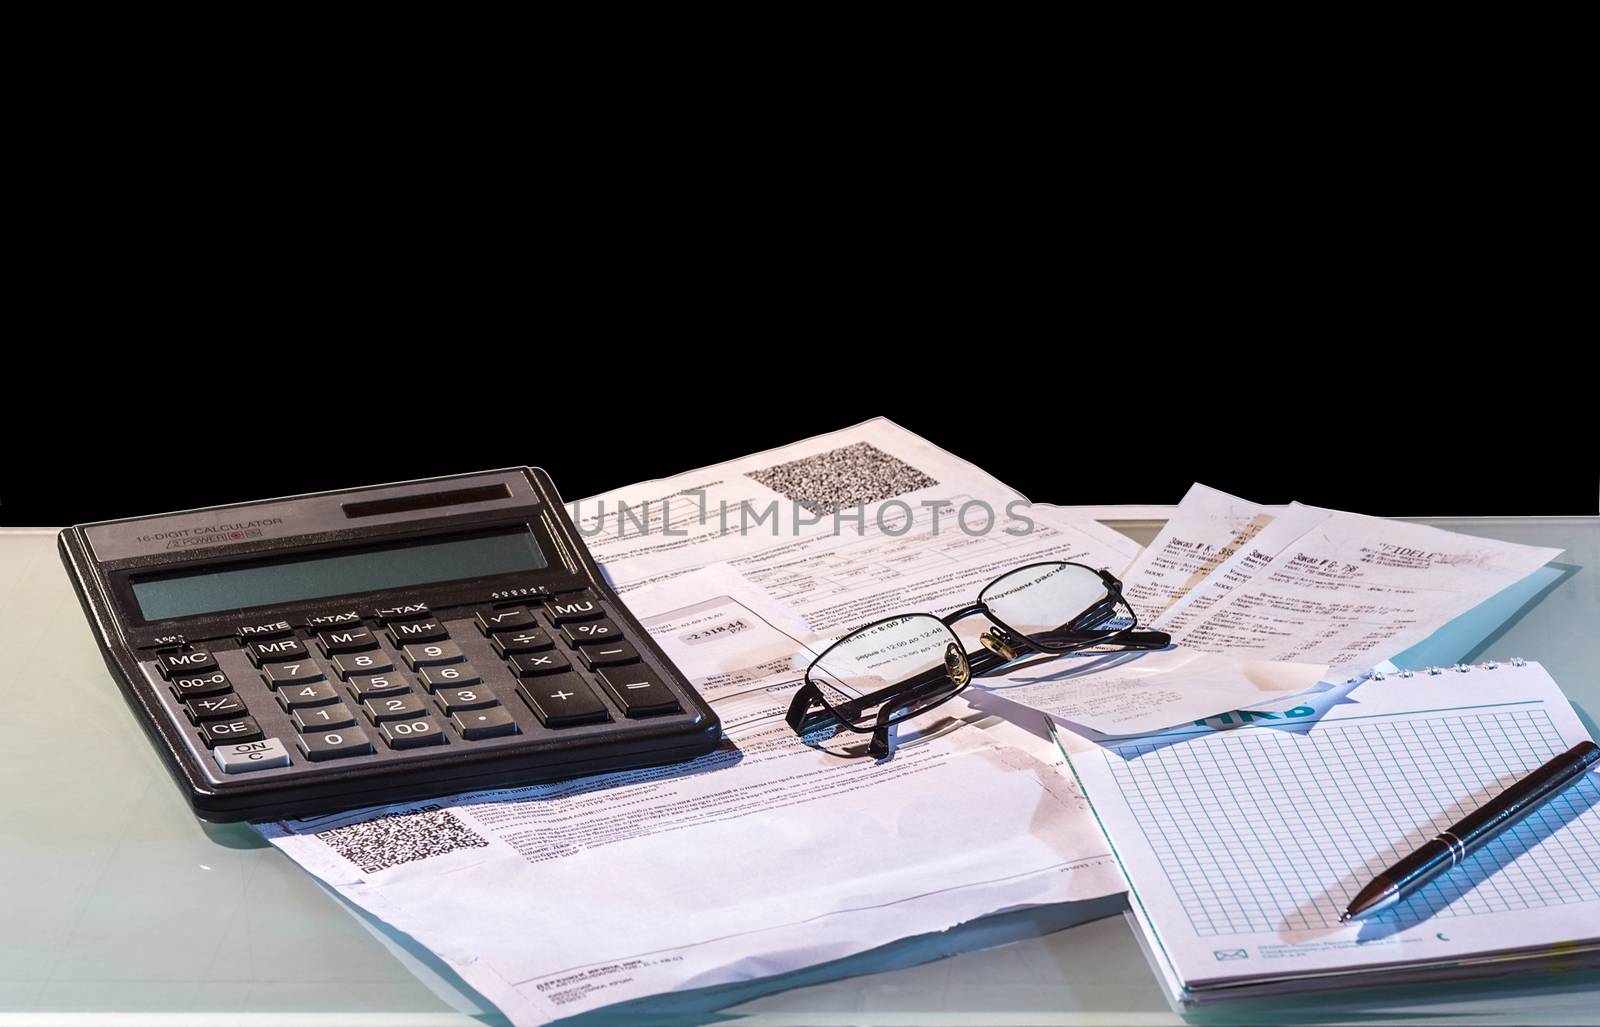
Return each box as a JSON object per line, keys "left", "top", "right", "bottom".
{"left": 508, "top": 650, "right": 571, "bottom": 677}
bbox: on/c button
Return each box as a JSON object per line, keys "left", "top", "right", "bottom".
{"left": 595, "top": 666, "right": 681, "bottom": 718}
{"left": 214, "top": 738, "right": 292, "bottom": 773}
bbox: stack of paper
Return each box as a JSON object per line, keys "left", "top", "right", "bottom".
{"left": 257, "top": 420, "right": 1567, "bottom": 1024}
{"left": 1060, "top": 661, "right": 1600, "bottom": 1004}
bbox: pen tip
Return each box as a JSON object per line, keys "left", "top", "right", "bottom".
{"left": 1339, "top": 912, "right": 1352, "bottom": 923}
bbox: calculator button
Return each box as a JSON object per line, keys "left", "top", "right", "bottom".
{"left": 402, "top": 641, "right": 466, "bottom": 670}
{"left": 317, "top": 627, "right": 379, "bottom": 654}
{"left": 518, "top": 675, "right": 610, "bottom": 727}
{"left": 200, "top": 716, "right": 263, "bottom": 747}
{"left": 453, "top": 707, "right": 518, "bottom": 739}
{"left": 543, "top": 596, "right": 603, "bottom": 624}
{"left": 293, "top": 702, "right": 357, "bottom": 731}
{"left": 213, "top": 737, "right": 290, "bottom": 773}
{"left": 159, "top": 650, "right": 219, "bottom": 678}
{"left": 235, "top": 620, "right": 294, "bottom": 642}
{"left": 347, "top": 672, "right": 412, "bottom": 700}
{"left": 276, "top": 680, "right": 341, "bottom": 709}
{"left": 492, "top": 628, "right": 554, "bottom": 657}
{"left": 562, "top": 619, "right": 624, "bottom": 647}
{"left": 249, "top": 638, "right": 310, "bottom": 666}
{"left": 508, "top": 650, "right": 571, "bottom": 677}
{"left": 381, "top": 717, "right": 446, "bottom": 749}
{"left": 297, "top": 727, "right": 374, "bottom": 761}
{"left": 434, "top": 686, "right": 497, "bottom": 713}
{"left": 419, "top": 664, "right": 482, "bottom": 692}
{"left": 170, "top": 669, "right": 232, "bottom": 699}
{"left": 365, "top": 694, "right": 429, "bottom": 722}
{"left": 305, "top": 610, "right": 363, "bottom": 631}
{"left": 476, "top": 608, "right": 537, "bottom": 635}
{"left": 186, "top": 693, "right": 249, "bottom": 722}
{"left": 388, "top": 619, "right": 450, "bottom": 645}
{"left": 578, "top": 642, "right": 640, "bottom": 669}
{"left": 261, "top": 659, "right": 325, "bottom": 689}
{"left": 333, "top": 651, "right": 395, "bottom": 679}
{"left": 374, "top": 602, "right": 431, "bottom": 624}
{"left": 597, "top": 666, "right": 681, "bottom": 718}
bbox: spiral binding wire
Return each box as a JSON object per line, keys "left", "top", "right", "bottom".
{"left": 1371, "top": 658, "right": 1525, "bottom": 682}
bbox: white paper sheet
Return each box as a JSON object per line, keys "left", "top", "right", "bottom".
{"left": 571, "top": 417, "right": 1141, "bottom": 636}
{"left": 260, "top": 567, "right": 1124, "bottom": 1026}
{"left": 971, "top": 648, "right": 1328, "bottom": 736}
{"left": 1117, "top": 484, "right": 1276, "bottom": 625}
{"left": 1152, "top": 508, "right": 1561, "bottom": 676}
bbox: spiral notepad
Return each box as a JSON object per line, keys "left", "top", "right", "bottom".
{"left": 1064, "top": 660, "right": 1600, "bottom": 1003}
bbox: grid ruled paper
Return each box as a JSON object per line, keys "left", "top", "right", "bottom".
{"left": 1067, "top": 661, "right": 1600, "bottom": 992}
{"left": 1107, "top": 709, "right": 1600, "bottom": 935}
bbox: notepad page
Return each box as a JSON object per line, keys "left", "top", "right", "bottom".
{"left": 1066, "top": 662, "right": 1600, "bottom": 993}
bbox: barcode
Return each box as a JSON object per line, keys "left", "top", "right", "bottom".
{"left": 317, "top": 804, "right": 489, "bottom": 874}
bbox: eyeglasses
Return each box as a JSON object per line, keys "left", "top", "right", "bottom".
{"left": 785, "top": 561, "right": 1170, "bottom": 757}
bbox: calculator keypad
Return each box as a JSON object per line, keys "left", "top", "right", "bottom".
{"left": 155, "top": 589, "right": 689, "bottom": 779}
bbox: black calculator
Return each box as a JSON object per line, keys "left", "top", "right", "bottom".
{"left": 58, "top": 468, "right": 720, "bottom": 821}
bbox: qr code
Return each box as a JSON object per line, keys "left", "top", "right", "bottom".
{"left": 747, "top": 442, "right": 939, "bottom": 515}
{"left": 316, "top": 804, "right": 489, "bottom": 874}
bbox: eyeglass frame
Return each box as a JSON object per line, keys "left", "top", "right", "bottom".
{"left": 784, "top": 561, "right": 1171, "bottom": 757}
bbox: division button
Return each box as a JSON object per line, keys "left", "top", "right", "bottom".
{"left": 317, "top": 626, "right": 380, "bottom": 654}
{"left": 402, "top": 641, "right": 466, "bottom": 670}
{"left": 332, "top": 651, "right": 395, "bottom": 680}
{"left": 453, "top": 707, "right": 518, "bottom": 739}
{"left": 365, "top": 694, "right": 429, "bottom": 723}
{"left": 476, "top": 607, "right": 537, "bottom": 635}
{"left": 170, "top": 670, "right": 232, "bottom": 700}
{"left": 186, "top": 693, "right": 249, "bottom": 722}
{"left": 387, "top": 619, "right": 450, "bottom": 646}
{"left": 596, "top": 666, "right": 681, "bottom": 718}
{"left": 248, "top": 637, "right": 310, "bottom": 666}
{"left": 419, "top": 664, "right": 483, "bottom": 692}
{"left": 508, "top": 650, "right": 571, "bottom": 677}
{"left": 297, "top": 727, "right": 375, "bottom": 761}
{"left": 213, "top": 737, "right": 291, "bottom": 773}
{"left": 159, "top": 650, "right": 219, "bottom": 678}
{"left": 261, "top": 659, "right": 325, "bottom": 689}
{"left": 347, "top": 672, "right": 412, "bottom": 700}
{"left": 381, "top": 717, "right": 446, "bottom": 749}
{"left": 200, "top": 716, "right": 264, "bottom": 747}
{"left": 293, "top": 702, "right": 357, "bottom": 732}
{"left": 561, "top": 618, "right": 623, "bottom": 647}
{"left": 517, "top": 674, "right": 610, "bottom": 727}
{"left": 492, "top": 628, "right": 554, "bottom": 657}
{"left": 275, "top": 680, "right": 341, "bottom": 709}
{"left": 543, "top": 596, "right": 603, "bottom": 624}
{"left": 578, "top": 642, "right": 640, "bottom": 670}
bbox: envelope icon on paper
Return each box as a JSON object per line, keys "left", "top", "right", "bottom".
{"left": 1213, "top": 948, "right": 1249, "bottom": 961}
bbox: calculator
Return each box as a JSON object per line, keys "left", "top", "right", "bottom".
{"left": 58, "top": 468, "right": 720, "bottom": 821}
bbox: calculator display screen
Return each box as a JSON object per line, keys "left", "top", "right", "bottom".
{"left": 130, "top": 528, "right": 548, "bottom": 621}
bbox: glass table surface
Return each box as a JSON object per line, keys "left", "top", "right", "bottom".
{"left": 2, "top": 516, "right": 1596, "bottom": 1025}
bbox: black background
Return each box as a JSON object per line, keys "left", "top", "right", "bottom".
{"left": 5, "top": 110, "right": 1595, "bottom": 526}
{"left": 4, "top": 385, "right": 1594, "bottom": 526}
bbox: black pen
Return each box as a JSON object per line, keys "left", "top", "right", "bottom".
{"left": 1342, "top": 739, "right": 1600, "bottom": 921}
